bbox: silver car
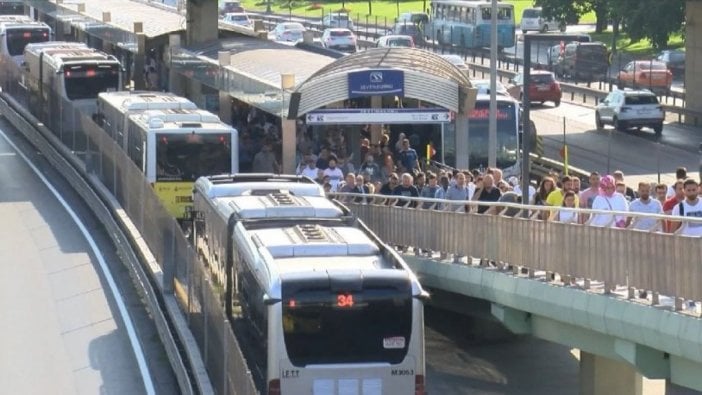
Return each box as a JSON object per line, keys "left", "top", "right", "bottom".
{"left": 272, "top": 22, "right": 306, "bottom": 42}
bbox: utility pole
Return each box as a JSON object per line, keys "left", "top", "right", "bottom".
{"left": 488, "top": 0, "right": 497, "bottom": 169}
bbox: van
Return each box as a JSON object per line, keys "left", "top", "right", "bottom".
{"left": 520, "top": 8, "right": 564, "bottom": 33}
{"left": 554, "top": 41, "right": 609, "bottom": 82}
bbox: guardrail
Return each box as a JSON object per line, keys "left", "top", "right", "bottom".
{"left": 330, "top": 192, "right": 702, "bottom": 309}
{"left": 0, "top": 92, "right": 204, "bottom": 394}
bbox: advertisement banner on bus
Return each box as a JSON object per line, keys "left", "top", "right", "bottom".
{"left": 305, "top": 108, "right": 451, "bottom": 125}
{"left": 347, "top": 69, "right": 404, "bottom": 98}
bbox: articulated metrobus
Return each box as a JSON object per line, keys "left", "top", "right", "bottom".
{"left": 192, "top": 174, "right": 428, "bottom": 395}
{"left": 124, "top": 109, "right": 238, "bottom": 220}
{"left": 0, "top": 16, "right": 52, "bottom": 65}
{"left": 95, "top": 90, "right": 197, "bottom": 149}
{"left": 23, "top": 42, "right": 122, "bottom": 122}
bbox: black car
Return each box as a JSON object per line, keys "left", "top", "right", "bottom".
{"left": 553, "top": 41, "right": 609, "bottom": 82}
{"left": 656, "top": 49, "right": 685, "bottom": 76}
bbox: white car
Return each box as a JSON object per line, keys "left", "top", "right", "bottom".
{"left": 520, "top": 7, "right": 564, "bottom": 33}
{"left": 375, "top": 35, "right": 414, "bottom": 48}
{"left": 595, "top": 89, "right": 664, "bottom": 135}
{"left": 439, "top": 54, "right": 469, "bottom": 72}
{"left": 322, "top": 13, "right": 354, "bottom": 30}
{"left": 471, "top": 79, "right": 510, "bottom": 96}
{"left": 321, "top": 28, "right": 357, "bottom": 53}
{"left": 272, "top": 22, "right": 306, "bottom": 42}
{"left": 222, "top": 12, "right": 253, "bottom": 30}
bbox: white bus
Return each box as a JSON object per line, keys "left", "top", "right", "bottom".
{"left": 124, "top": 109, "right": 238, "bottom": 220}
{"left": 0, "top": 16, "right": 52, "bottom": 65}
{"left": 95, "top": 90, "right": 197, "bottom": 148}
{"left": 192, "top": 174, "right": 428, "bottom": 395}
{"left": 24, "top": 42, "right": 122, "bottom": 116}
{"left": 440, "top": 93, "right": 522, "bottom": 177}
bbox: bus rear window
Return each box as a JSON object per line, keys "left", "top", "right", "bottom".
{"left": 64, "top": 64, "right": 120, "bottom": 100}
{"left": 282, "top": 288, "right": 413, "bottom": 366}
{"left": 156, "top": 133, "right": 232, "bottom": 181}
{"left": 7, "top": 29, "right": 51, "bottom": 56}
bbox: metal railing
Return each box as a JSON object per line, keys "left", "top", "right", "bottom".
{"left": 0, "top": 62, "right": 259, "bottom": 394}
{"left": 330, "top": 192, "right": 702, "bottom": 306}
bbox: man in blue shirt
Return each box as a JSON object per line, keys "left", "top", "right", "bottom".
{"left": 397, "top": 138, "right": 420, "bottom": 174}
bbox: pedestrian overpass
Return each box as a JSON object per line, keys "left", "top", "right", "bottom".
{"left": 331, "top": 193, "right": 702, "bottom": 394}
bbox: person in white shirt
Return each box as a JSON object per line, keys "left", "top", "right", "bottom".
{"left": 554, "top": 191, "right": 578, "bottom": 223}
{"left": 322, "top": 158, "right": 344, "bottom": 192}
{"left": 673, "top": 178, "right": 702, "bottom": 237}
{"left": 298, "top": 157, "right": 319, "bottom": 181}
{"left": 590, "top": 175, "right": 629, "bottom": 227}
{"left": 628, "top": 181, "right": 663, "bottom": 231}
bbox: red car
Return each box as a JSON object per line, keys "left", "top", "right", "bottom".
{"left": 507, "top": 70, "right": 562, "bottom": 107}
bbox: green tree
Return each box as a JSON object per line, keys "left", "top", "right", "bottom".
{"left": 616, "top": 0, "right": 685, "bottom": 49}
{"left": 534, "top": 0, "right": 603, "bottom": 30}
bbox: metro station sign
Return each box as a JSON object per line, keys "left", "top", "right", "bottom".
{"left": 347, "top": 69, "right": 404, "bottom": 98}
{"left": 305, "top": 108, "right": 451, "bottom": 125}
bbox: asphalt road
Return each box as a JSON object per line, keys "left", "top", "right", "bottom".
{"left": 529, "top": 101, "right": 700, "bottom": 185}
{"left": 0, "top": 119, "right": 179, "bottom": 394}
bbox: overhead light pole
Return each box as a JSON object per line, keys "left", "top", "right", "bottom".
{"left": 488, "top": 0, "right": 497, "bottom": 169}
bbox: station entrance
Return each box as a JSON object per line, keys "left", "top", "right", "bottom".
{"left": 288, "top": 48, "right": 477, "bottom": 175}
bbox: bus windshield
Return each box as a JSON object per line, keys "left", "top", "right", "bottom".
{"left": 467, "top": 101, "right": 518, "bottom": 169}
{"left": 282, "top": 287, "right": 412, "bottom": 366}
{"left": 6, "top": 28, "right": 51, "bottom": 56}
{"left": 156, "top": 133, "right": 232, "bottom": 181}
{"left": 63, "top": 64, "right": 120, "bottom": 100}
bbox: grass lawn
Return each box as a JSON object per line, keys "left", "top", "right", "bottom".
{"left": 589, "top": 30, "right": 685, "bottom": 57}
{"left": 241, "top": 0, "right": 596, "bottom": 24}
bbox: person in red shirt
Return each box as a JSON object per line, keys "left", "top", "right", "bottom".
{"left": 662, "top": 179, "right": 685, "bottom": 232}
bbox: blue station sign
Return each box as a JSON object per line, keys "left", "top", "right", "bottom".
{"left": 347, "top": 69, "right": 404, "bottom": 98}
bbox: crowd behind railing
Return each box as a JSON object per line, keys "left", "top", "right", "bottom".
{"left": 326, "top": 165, "right": 702, "bottom": 238}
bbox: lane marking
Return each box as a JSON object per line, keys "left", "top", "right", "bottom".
{"left": 0, "top": 128, "right": 156, "bottom": 395}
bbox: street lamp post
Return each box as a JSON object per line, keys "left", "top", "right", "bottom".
{"left": 488, "top": 0, "right": 497, "bottom": 169}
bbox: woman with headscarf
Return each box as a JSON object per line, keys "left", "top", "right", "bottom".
{"left": 590, "top": 175, "right": 629, "bottom": 227}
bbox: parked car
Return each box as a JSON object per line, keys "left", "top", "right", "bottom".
{"left": 471, "top": 79, "right": 510, "bottom": 96}
{"left": 617, "top": 60, "right": 673, "bottom": 95}
{"left": 507, "top": 70, "right": 562, "bottom": 106}
{"left": 322, "top": 13, "right": 354, "bottom": 30}
{"left": 272, "top": 22, "right": 306, "bottom": 42}
{"left": 553, "top": 41, "right": 609, "bottom": 82}
{"left": 389, "top": 22, "right": 424, "bottom": 45}
{"left": 219, "top": 1, "right": 244, "bottom": 15}
{"left": 222, "top": 12, "right": 253, "bottom": 30}
{"left": 520, "top": 7, "right": 565, "bottom": 33}
{"left": 375, "top": 34, "right": 414, "bottom": 48}
{"left": 595, "top": 88, "right": 664, "bottom": 135}
{"left": 656, "top": 49, "right": 685, "bottom": 76}
{"left": 321, "top": 28, "right": 357, "bottom": 53}
{"left": 439, "top": 54, "right": 469, "bottom": 72}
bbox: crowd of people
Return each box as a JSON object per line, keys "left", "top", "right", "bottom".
{"left": 294, "top": 128, "right": 702, "bottom": 237}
